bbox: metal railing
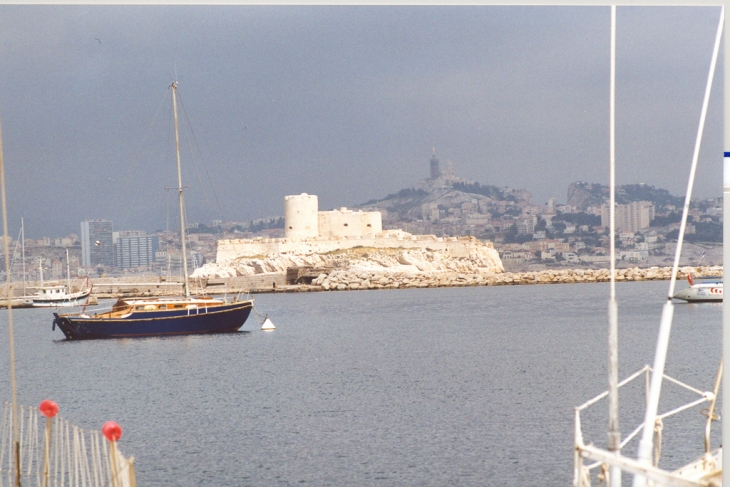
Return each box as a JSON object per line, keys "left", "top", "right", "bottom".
{"left": 573, "top": 365, "right": 720, "bottom": 487}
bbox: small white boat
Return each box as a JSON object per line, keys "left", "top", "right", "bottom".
{"left": 30, "top": 250, "right": 92, "bottom": 307}
{"left": 31, "top": 282, "right": 92, "bottom": 307}
{"left": 672, "top": 274, "right": 722, "bottom": 303}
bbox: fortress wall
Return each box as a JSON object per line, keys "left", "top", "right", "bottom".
{"left": 216, "top": 234, "right": 495, "bottom": 262}
{"left": 361, "top": 212, "right": 382, "bottom": 236}
{"left": 318, "top": 208, "right": 364, "bottom": 238}
{"left": 284, "top": 193, "right": 319, "bottom": 239}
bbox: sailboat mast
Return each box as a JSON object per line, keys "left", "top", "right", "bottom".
{"left": 693, "top": 2, "right": 730, "bottom": 484}
{"left": 607, "top": 8, "right": 620, "bottom": 487}
{"left": 20, "top": 217, "right": 24, "bottom": 297}
{"left": 632, "top": 9, "right": 725, "bottom": 487}
{"left": 171, "top": 82, "right": 190, "bottom": 298}
{"left": 65, "top": 248, "right": 70, "bottom": 291}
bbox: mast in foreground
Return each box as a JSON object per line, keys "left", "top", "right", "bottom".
{"left": 722, "top": 0, "right": 730, "bottom": 479}
{"left": 607, "top": 7, "right": 621, "bottom": 487}
{"left": 573, "top": 5, "right": 724, "bottom": 486}
{"left": 21, "top": 218, "right": 25, "bottom": 297}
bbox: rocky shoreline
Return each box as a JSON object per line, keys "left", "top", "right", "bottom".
{"left": 43, "top": 265, "right": 721, "bottom": 299}
{"left": 310, "top": 265, "right": 722, "bottom": 291}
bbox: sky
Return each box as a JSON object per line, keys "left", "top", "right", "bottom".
{"left": 0, "top": 5, "right": 724, "bottom": 239}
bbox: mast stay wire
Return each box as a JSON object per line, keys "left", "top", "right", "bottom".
{"left": 3, "top": 226, "right": 23, "bottom": 299}
{"left": 108, "top": 89, "right": 170, "bottom": 231}
{"left": 175, "top": 91, "right": 226, "bottom": 222}
{"left": 179, "top": 104, "right": 213, "bottom": 222}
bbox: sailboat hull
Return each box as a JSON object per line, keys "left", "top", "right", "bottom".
{"left": 52, "top": 300, "right": 253, "bottom": 340}
{"left": 672, "top": 276, "right": 723, "bottom": 302}
{"left": 673, "top": 285, "right": 723, "bottom": 302}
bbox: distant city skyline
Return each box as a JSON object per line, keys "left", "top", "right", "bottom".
{"left": 0, "top": 5, "right": 723, "bottom": 239}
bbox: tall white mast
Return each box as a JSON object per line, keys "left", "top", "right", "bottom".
{"left": 20, "top": 217, "right": 24, "bottom": 297}
{"left": 171, "top": 82, "right": 190, "bottom": 298}
{"left": 632, "top": 8, "right": 724, "bottom": 487}
{"left": 722, "top": 0, "right": 730, "bottom": 478}
{"left": 65, "top": 248, "right": 70, "bottom": 291}
{"left": 607, "top": 7, "right": 621, "bottom": 487}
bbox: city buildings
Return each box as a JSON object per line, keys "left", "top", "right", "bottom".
{"left": 114, "top": 231, "right": 159, "bottom": 270}
{"left": 600, "top": 201, "right": 655, "bottom": 232}
{"left": 80, "top": 220, "right": 114, "bottom": 268}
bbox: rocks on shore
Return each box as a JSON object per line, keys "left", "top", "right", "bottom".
{"left": 313, "top": 265, "right": 722, "bottom": 291}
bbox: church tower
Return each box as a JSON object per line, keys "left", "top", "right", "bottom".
{"left": 429, "top": 147, "right": 441, "bottom": 179}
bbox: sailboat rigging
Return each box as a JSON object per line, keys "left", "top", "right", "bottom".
{"left": 52, "top": 82, "right": 253, "bottom": 339}
{"left": 573, "top": 6, "right": 723, "bottom": 487}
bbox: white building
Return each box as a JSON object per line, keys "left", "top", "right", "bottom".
{"left": 516, "top": 215, "right": 537, "bottom": 235}
{"left": 600, "top": 201, "right": 655, "bottom": 232}
{"left": 284, "top": 193, "right": 382, "bottom": 240}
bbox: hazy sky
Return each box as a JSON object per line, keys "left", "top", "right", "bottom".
{"left": 0, "top": 5, "right": 723, "bottom": 238}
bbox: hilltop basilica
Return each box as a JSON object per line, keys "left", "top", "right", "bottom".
{"left": 419, "top": 149, "right": 473, "bottom": 190}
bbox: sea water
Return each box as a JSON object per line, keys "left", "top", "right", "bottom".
{"left": 0, "top": 280, "right": 721, "bottom": 486}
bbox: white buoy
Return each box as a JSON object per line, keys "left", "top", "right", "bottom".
{"left": 261, "top": 318, "right": 275, "bottom": 331}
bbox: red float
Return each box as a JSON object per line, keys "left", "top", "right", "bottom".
{"left": 38, "top": 400, "right": 59, "bottom": 418}
{"left": 102, "top": 421, "right": 122, "bottom": 442}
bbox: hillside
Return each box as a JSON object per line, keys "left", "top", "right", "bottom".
{"left": 567, "top": 182, "right": 685, "bottom": 210}
{"left": 358, "top": 182, "right": 531, "bottom": 222}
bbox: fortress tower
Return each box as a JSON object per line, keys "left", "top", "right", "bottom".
{"left": 284, "top": 193, "right": 319, "bottom": 239}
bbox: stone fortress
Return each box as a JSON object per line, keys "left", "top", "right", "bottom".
{"left": 193, "top": 193, "right": 504, "bottom": 280}
{"left": 283, "top": 193, "right": 382, "bottom": 240}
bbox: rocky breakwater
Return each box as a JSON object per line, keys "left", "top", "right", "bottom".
{"left": 315, "top": 265, "right": 722, "bottom": 291}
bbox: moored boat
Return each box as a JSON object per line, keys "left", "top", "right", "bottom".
{"left": 53, "top": 296, "right": 253, "bottom": 339}
{"left": 31, "top": 249, "right": 92, "bottom": 307}
{"left": 52, "top": 81, "right": 253, "bottom": 340}
{"left": 31, "top": 281, "right": 92, "bottom": 307}
{"left": 672, "top": 274, "right": 723, "bottom": 303}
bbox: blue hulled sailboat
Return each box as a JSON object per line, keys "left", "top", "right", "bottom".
{"left": 53, "top": 82, "right": 253, "bottom": 340}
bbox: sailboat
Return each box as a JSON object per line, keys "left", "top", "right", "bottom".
{"left": 31, "top": 250, "right": 92, "bottom": 308}
{"left": 52, "top": 82, "right": 253, "bottom": 340}
{"left": 573, "top": 6, "right": 722, "bottom": 487}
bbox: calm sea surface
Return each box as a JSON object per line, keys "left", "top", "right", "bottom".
{"left": 0, "top": 281, "right": 721, "bottom": 486}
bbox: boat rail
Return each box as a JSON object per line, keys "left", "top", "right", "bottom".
{"left": 574, "top": 365, "right": 721, "bottom": 487}
{"left": 64, "top": 291, "right": 253, "bottom": 318}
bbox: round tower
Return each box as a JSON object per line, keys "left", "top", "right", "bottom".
{"left": 284, "top": 193, "right": 319, "bottom": 239}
